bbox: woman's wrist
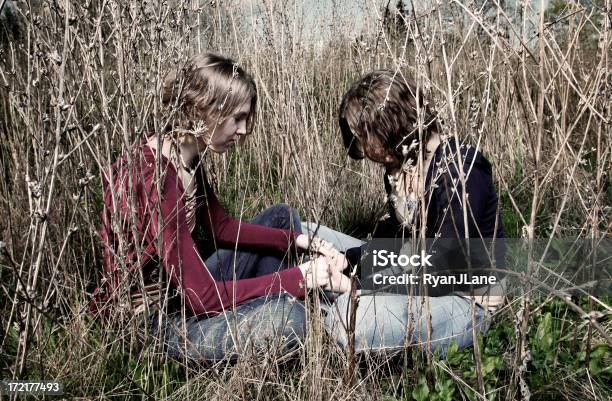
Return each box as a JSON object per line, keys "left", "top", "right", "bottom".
{"left": 297, "top": 259, "right": 309, "bottom": 278}
{"left": 295, "top": 233, "right": 310, "bottom": 250}
{"left": 295, "top": 234, "right": 336, "bottom": 254}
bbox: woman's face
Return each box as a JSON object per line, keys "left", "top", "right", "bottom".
{"left": 346, "top": 130, "right": 400, "bottom": 170}
{"left": 205, "top": 101, "right": 252, "bottom": 153}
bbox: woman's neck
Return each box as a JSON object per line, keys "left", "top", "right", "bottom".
{"left": 391, "top": 131, "right": 441, "bottom": 195}
{"left": 147, "top": 135, "right": 200, "bottom": 169}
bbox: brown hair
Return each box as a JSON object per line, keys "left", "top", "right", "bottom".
{"left": 162, "top": 53, "right": 257, "bottom": 136}
{"left": 338, "top": 70, "right": 438, "bottom": 169}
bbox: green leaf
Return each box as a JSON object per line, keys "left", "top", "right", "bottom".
{"left": 432, "top": 379, "right": 455, "bottom": 401}
{"left": 590, "top": 344, "right": 610, "bottom": 360}
{"left": 412, "top": 376, "right": 430, "bottom": 401}
{"left": 589, "top": 359, "right": 603, "bottom": 375}
{"left": 481, "top": 356, "right": 502, "bottom": 375}
{"left": 536, "top": 312, "right": 555, "bottom": 353}
{"left": 589, "top": 344, "right": 612, "bottom": 376}
{"left": 445, "top": 341, "right": 462, "bottom": 366}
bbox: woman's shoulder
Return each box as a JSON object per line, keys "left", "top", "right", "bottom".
{"left": 105, "top": 139, "right": 179, "bottom": 194}
{"left": 108, "top": 142, "right": 149, "bottom": 175}
{"left": 430, "top": 138, "right": 494, "bottom": 188}
{"left": 422, "top": 138, "right": 499, "bottom": 204}
{"left": 436, "top": 138, "right": 492, "bottom": 175}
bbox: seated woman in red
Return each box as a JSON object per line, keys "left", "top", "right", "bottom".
{"left": 91, "top": 53, "right": 350, "bottom": 362}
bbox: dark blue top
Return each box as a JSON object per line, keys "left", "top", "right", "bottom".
{"left": 382, "top": 137, "right": 505, "bottom": 240}
{"left": 346, "top": 138, "right": 506, "bottom": 295}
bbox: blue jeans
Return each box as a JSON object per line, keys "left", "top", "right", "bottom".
{"left": 323, "top": 291, "right": 491, "bottom": 358}
{"left": 150, "top": 215, "right": 492, "bottom": 362}
{"left": 149, "top": 292, "right": 306, "bottom": 362}
{"left": 309, "top": 224, "right": 492, "bottom": 358}
{"left": 149, "top": 204, "right": 307, "bottom": 362}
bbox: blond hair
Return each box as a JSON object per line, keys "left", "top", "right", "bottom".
{"left": 162, "top": 53, "right": 257, "bottom": 135}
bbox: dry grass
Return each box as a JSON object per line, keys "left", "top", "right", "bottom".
{"left": 0, "top": 0, "right": 610, "bottom": 400}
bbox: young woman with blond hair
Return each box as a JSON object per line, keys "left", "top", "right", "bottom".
{"left": 91, "top": 53, "right": 350, "bottom": 362}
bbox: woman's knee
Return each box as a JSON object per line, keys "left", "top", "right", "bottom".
{"left": 259, "top": 294, "right": 306, "bottom": 339}
{"left": 152, "top": 296, "right": 307, "bottom": 362}
{"left": 253, "top": 203, "right": 301, "bottom": 231}
{"left": 231, "top": 295, "right": 306, "bottom": 357}
{"left": 277, "top": 298, "right": 307, "bottom": 353}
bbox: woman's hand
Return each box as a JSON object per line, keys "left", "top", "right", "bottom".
{"left": 298, "top": 256, "right": 352, "bottom": 293}
{"left": 295, "top": 233, "right": 315, "bottom": 251}
{"left": 298, "top": 257, "right": 331, "bottom": 289}
{"left": 324, "top": 270, "right": 352, "bottom": 294}
{"left": 323, "top": 251, "right": 348, "bottom": 274}
{"left": 295, "top": 234, "right": 347, "bottom": 273}
{"left": 295, "top": 234, "right": 335, "bottom": 253}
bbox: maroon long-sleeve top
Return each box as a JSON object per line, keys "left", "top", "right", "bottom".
{"left": 90, "top": 141, "right": 305, "bottom": 316}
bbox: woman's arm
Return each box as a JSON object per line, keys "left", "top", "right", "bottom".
{"left": 200, "top": 177, "right": 300, "bottom": 254}
{"left": 147, "top": 168, "right": 306, "bottom": 316}
{"left": 425, "top": 164, "right": 495, "bottom": 296}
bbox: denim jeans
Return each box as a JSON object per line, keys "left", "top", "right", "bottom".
{"left": 150, "top": 212, "right": 492, "bottom": 362}
{"left": 149, "top": 204, "right": 307, "bottom": 362}
{"left": 149, "top": 292, "right": 306, "bottom": 362}
{"left": 323, "top": 291, "right": 491, "bottom": 358}
{"left": 310, "top": 224, "right": 493, "bottom": 358}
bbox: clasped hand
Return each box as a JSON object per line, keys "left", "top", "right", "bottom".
{"left": 295, "top": 234, "right": 351, "bottom": 293}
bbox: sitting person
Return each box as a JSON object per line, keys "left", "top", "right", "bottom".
{"left": 89, "top": 53, "right": 351, "bottom": 362}
{"left": 323, "top": 70, "right": 507, "bottom": 357}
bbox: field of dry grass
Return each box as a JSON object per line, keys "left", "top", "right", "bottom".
{"left": 0, "top": 0, "right": 610, "bottom": 399}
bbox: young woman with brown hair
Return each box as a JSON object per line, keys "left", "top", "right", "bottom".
{"left": 324, "top": 70, "right": 507, "bottom": 357}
